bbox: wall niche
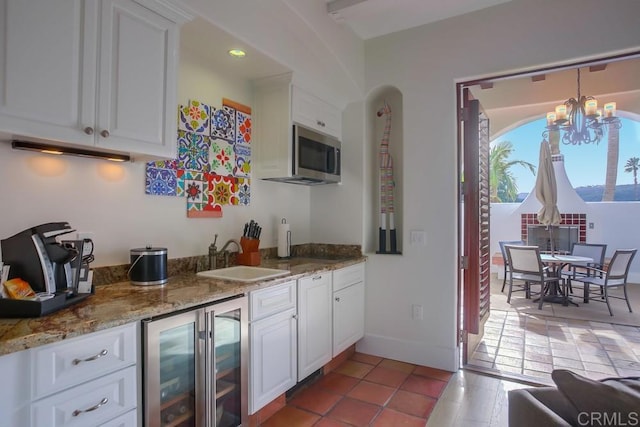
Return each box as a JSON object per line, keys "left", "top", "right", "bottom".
{"left": 365, "top": 86, "right": 403, "bottom": 255}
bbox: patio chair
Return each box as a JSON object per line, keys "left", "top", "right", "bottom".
{"left": 505, "top": 245, "right": 562, "bottom": 310}
{"left": 568, "top": 249, "right": 637, "bottom": 316}
{"left": 499, "top": 240, "right": 526, "bottom": 292}
{"left": 561, "top": 243, "right": 607, "bottom": 293}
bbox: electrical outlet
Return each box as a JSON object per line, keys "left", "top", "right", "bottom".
{"left": 76, "top": 232, "right": 95, "bottom": 256}
{"left": 410, "top": 230, "right": 427, "bottom": 246}
{"left": 76, "top": 231, "right": 94, "bottom": 241}
{"left": 412, "top": 304, "right": 423, "bottom": 320}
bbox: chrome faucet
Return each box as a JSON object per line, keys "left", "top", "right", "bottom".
{"left": 220, "top": 239, "right": 241, "bottom": 268}
{"left": 209, "top": 234, "right": 218, "bottom": 270}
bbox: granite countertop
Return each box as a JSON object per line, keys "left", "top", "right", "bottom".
{"left": 0, "top": 256, "right": 366, "bottom": 357}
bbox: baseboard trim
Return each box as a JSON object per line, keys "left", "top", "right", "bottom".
{"left": 356, "top": 333, "right": 458, "bottom": 372}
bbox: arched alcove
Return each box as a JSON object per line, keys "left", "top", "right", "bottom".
{"left": 364, "top": 86, "right": 404, "bottom": 254}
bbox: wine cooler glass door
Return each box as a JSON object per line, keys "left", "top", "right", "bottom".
{"left": 144, "top": 309, "right": 204, "bottom": 427}
{"left": 206, "top": 296, "right": 248, "bottom": 427}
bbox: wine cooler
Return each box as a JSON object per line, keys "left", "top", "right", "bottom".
{"left": 143, "top": 295, "right": 248, "bottom": 426}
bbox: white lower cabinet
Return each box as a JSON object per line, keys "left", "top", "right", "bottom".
{"left": 249, "top": 281, "right": 297, "bottom": 414}
{"left": 297, "top": 273, "right": 333, "bottom": 380}
{"left": 0, "top": 322, "right": 139, "bottom": 427}
{"left": 333, "top": 263, "right": 366, "bottom": 357}
{"left": 31, "top": 366, "right": 137, "bottom": 427}
{"left": 0, "top": 349, "right": 31, "bottom": 426}
{"left": 98, "top": 409, "right": 137, "bottom": 427}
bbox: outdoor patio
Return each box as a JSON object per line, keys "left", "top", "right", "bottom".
{"left": 467, "top": 274, "right": 640, "bottom": 385}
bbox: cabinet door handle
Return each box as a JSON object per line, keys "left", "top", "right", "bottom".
{"left": 100, "top": 129, "right": 110, "bottom": 138}
{"left": 72, "top": 397, "right": 108, "bottom": 416}
{"left": 83, "top": 126, "right": 94, "bottom": 135}
{"left": 312, "top": 275, "right": 322, "bottom": 281}
{"left": 335, "top": 297, "right": 341, "bottom": 302}
{"left": 292, "top": 314, "right": 297, "bottom": 319}
{"left": 72, "top": 349, "right": 108, "bottom": 365}
{"left": 316, "top": 120, "right": 325, "bottom": 127}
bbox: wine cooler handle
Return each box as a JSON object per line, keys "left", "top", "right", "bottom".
{"left": 72, "top": 397, "right": 108, "bottom": 416}
{"left": 72, "top": 349, "right": 108, "bottom": 365}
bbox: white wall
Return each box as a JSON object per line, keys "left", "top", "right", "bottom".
{"left": 179, "top": 0, "right": 365, "bottom": 109}
{"left": 359, "top": 0, "right": 640, "bottom": 371}
{"left": 0, "top": 46, "right": 311, "bottom": 267}
{"left": 310, "top": 101, "right": 365, "bottom": 244}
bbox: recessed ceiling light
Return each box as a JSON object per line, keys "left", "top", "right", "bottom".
{"left": 228, "top": 49, "right": 246, "bottom": 58}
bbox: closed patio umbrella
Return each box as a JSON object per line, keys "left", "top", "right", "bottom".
{"left": 535, "top": 140, "right": 561, "bottom": 253}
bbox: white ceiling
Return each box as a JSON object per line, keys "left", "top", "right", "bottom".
{"left": 325, "top": 0, "right": 512, "bottom": 40}
{"left": 180, "top": 17, "right": 291, "bottom": 81}
{"left": 179, "top": 2, "right": 639, "bottom": 137}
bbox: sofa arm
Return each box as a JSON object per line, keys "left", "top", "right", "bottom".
{"left": 508, "top": 388, "right": 573, "bottom": 427}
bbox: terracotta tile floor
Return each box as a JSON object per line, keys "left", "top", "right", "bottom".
{"left": 260, "top": 353, "right": 453, "bottom": 426}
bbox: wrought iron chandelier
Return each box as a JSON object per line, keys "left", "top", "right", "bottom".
{"left": 544, "top": 68, "right": 622, "bottom": 145}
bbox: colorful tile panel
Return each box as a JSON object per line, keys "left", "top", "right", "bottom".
{"left": 210, "top": 138, "right": 235, "bottom": 177}
{"left": 211, "top": 106, "right": 235, "bottom": 142}
{"left": 237, "top": 178, "right": 250, "bottom": 206}
{"left": 145, "top": 167, "right": 178, "bottom": 196}
{"left": 235, "top": 110, "right": 251, "bottom": 145}
{"left": 146, "top": 98, "right": 252, "bottom": 217}
{"left": 177, "top": 131, "right": 210, "bottom": 171}
{"left": 178, "top": 101, "right": 211, "bottom": 135}
{"left": 234, "top": 143, "right": 251, "bottom": 178}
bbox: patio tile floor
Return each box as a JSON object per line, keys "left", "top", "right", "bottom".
{"left": 468, "top": 309, "right": 640, "bottom": 384}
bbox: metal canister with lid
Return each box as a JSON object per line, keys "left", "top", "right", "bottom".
{"left": 128, "top": 246, "right": 168, "bottom": 286}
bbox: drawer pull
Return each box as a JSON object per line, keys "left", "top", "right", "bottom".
{"left": 72, "top": 397, "right": 108, "bottom": 416}
{"left": 72, "top": 349, "right": 108, "bottom": 365}
{"left": 312, "top": 275, "right": 322, "bottom": 281}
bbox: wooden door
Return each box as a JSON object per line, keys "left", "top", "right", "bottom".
{"left": 460, "top": 88, "right": 491, "bottom": 364}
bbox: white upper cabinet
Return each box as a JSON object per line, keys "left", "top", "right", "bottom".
{"left": 291, "top": 85, "right": 341, "bottom": 139}
{"left": 95, "top": 0, "right": 180, "bottom": 157}
{"left": 253, "top": 74, "right": 343, "bottom": 179}
{"left": 0, "top": 0, "right": 189, "bottom": 159}
{"left": 0, "top": 0, "right": 93, "bottom": 145}
{"left": 253, "top": 74, "right": 293, "bottom": 180}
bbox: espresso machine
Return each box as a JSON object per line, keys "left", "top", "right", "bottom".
{"left": 1, "top": 222, "right": 88, "bottom": 294}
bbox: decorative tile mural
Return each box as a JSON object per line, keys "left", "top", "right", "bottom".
{"left": 178, "top": 100, "right": 211, "bottom": 135}
{"left": 211, "top": 105, "right": 236, "bottom": 142}
{"left": 146, "top": 98, "right": 252, "bottom": 218}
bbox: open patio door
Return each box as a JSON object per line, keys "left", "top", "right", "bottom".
{"left": 459, "top": 87, "right": 491, "bottom": 364}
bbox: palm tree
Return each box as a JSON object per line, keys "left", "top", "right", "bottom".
{"left": 624, "top": 156, "right": 640, "bottom": 200}
{"left": 602, "top": 123, "right": 620, "bottom": 201}
{"left": 489, "top": 141, "right": 536, "bottom": 202}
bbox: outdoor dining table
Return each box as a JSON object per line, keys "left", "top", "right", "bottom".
{"left": 539, "top": 254, "right": 594, "bottom": 306}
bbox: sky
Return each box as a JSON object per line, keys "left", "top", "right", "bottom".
{"left": 492, "top": 117, "right": 640, "bottom": 194}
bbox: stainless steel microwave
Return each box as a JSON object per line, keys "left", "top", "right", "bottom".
{"left": 293, "top": 124, "right": 341, "bottom": 184}
{"left": 264, "top": 124, "right": 341, "bottom": 185}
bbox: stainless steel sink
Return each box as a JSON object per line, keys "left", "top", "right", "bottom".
{"left": 197, "top": 266, "right": 290, "bottom": 282}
